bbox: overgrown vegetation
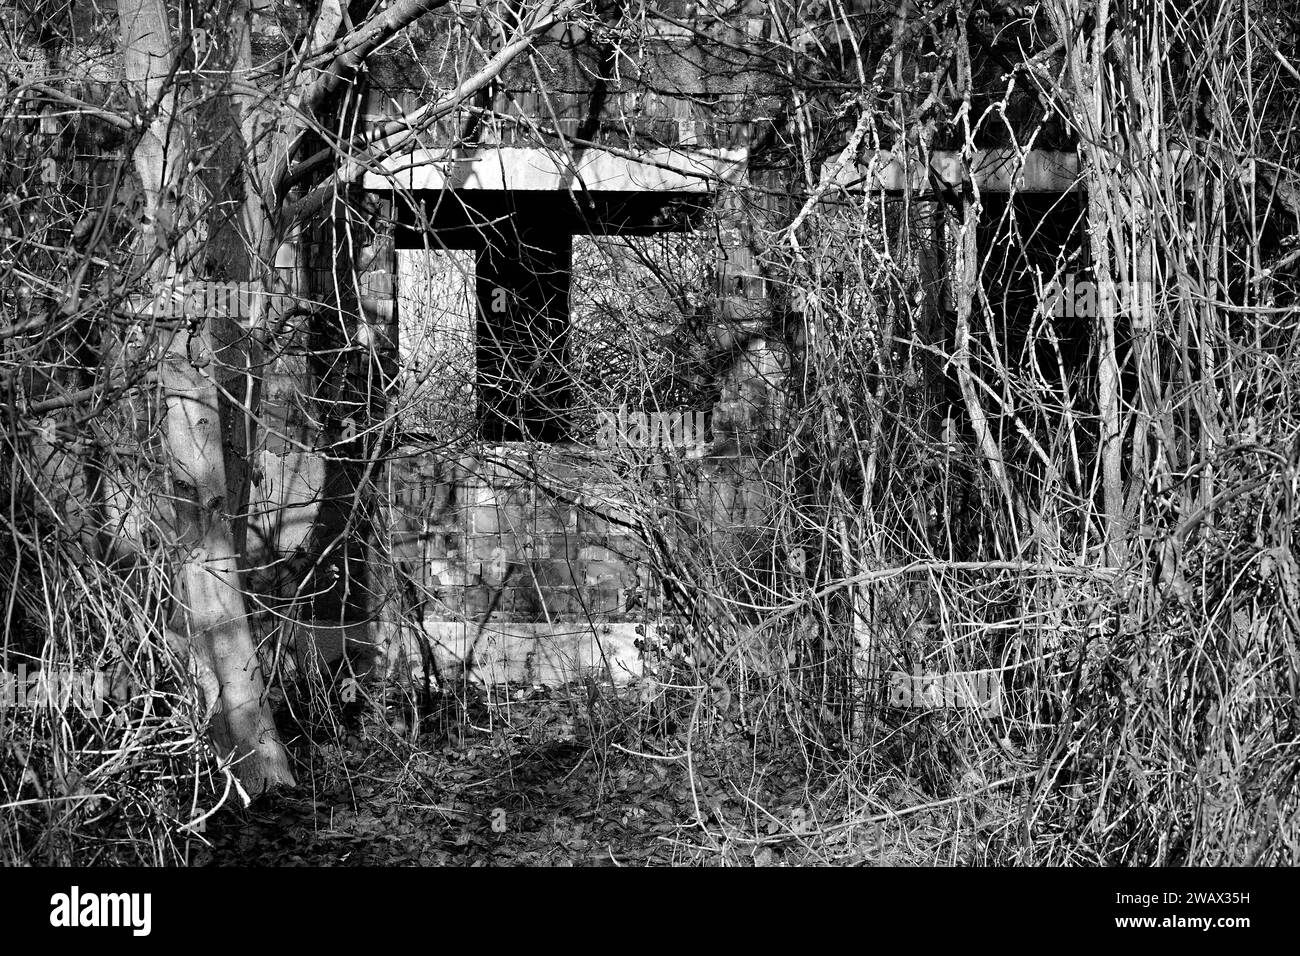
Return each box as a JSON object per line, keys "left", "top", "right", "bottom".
{"left": 3, "top": 0, "right": 1299, "bottom": 865}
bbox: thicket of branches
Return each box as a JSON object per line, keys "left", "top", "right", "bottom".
{"left": 3, "top": 0, "right": 1299, "bottom": 864}
{"left": 694, "top": 0, "right": 1300, "bottom": 863}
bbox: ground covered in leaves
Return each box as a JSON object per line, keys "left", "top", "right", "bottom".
{"left": 198, "top": 682, "right": 994, "bottom": 866}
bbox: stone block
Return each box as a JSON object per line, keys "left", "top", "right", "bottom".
{"left": 577, "top": 544, "right": 614, "bottom": 563}
{"left": 524, "top": 534, "right": 581, "bottom": 562}
{"left": 420, "top": 620, "right": 646, "bottom": 686}
{"left": 587, "top": 582, "right": 624, "bottom": 616}
{"left": 576, "top": 508, "right": 609, "bottom": 535}
{"left": 541, "top": 587, "right": 591, "bottom": 620}
{"left": 529, "top": 560, "right": 583, "bottom": 590}
{"left": 582, "top": 560, "right": 628, "bottom": 588}
{"left": 534, "top": 498, "right": 578, "bottom": 533}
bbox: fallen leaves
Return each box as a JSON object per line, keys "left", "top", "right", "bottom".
{"left": 200, "top": 684, "right": 947, "bottom": 866}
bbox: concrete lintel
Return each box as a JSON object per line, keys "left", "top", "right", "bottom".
{"left": 826, "top": 149, "right": 1083, "bottom": 194}
{"left": 360, "top": 146, "right": 747, "bottom": 192}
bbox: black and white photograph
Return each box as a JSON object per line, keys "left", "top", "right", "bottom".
{"left": 0, "top": 0, "right": 1293, "bottom": 909}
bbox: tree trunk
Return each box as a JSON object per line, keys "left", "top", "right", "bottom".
{"left": 119, "top": 0, "right": 294, "bottom": 791}
{"left": 163, "top": 332, "right": 296, "bottom": 789}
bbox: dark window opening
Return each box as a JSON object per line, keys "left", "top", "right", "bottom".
{"left": 394, "top": 190, "right": 708, "bottom": 445}
{"left": 475, "top": 231, "right": 572, "bottom": 443}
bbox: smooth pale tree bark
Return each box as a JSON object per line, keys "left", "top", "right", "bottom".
{"left": 119, "top": 0, "right": 295, "bottom": 790}
{"left": 161, "top": 334, "right": 296, "bottom": 788}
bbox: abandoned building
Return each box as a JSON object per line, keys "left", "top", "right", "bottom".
{"left": 261, "top": 5, "right": 1082, "bottom": 689}
{"left": 6, "top": 2, "right": 1085, "bottom": 691}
